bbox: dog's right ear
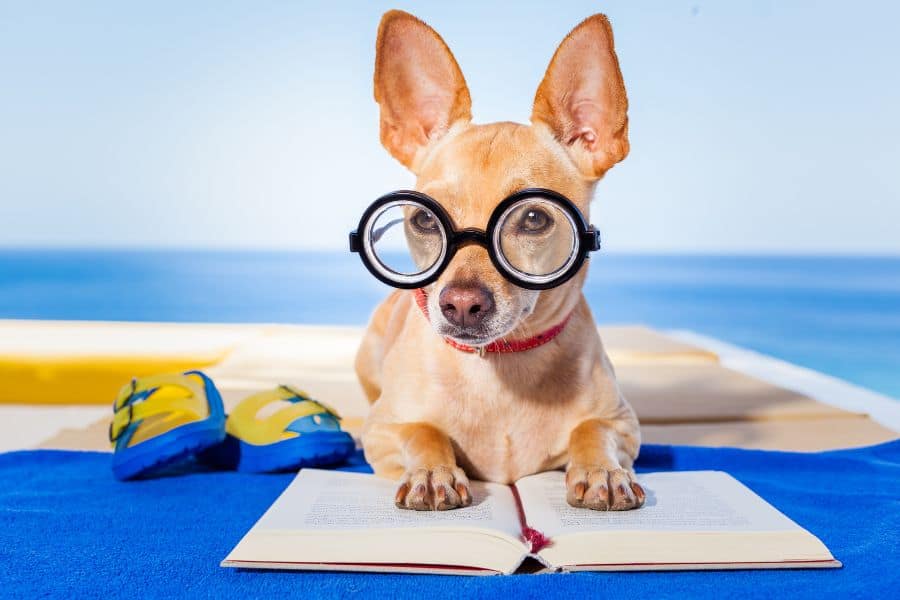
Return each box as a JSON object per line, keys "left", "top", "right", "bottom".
{"left": 374, "top": 10, "right": 472, "bottom": 171}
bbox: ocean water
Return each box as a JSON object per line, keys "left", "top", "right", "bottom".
{"left": 1, "top": 249, "right": 898, "bottom": 400}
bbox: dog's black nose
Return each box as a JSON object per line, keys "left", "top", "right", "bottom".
{"left": 439, "top": 284, "right": 495, "bottom": 328}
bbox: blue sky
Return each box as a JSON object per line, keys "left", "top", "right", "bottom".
{"left": 1, "top": 1, "right": 898, "bottom": 253}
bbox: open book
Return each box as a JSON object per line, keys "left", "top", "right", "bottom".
{"left": 222, "top": 469, "right": 839, "bottom": 575}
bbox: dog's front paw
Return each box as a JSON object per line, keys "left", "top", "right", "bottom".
{"left": 394, "top": 465, "right": 472, "bottom": 511}
{"left": 566, "top": 465, "right": 645, "bottom": 511}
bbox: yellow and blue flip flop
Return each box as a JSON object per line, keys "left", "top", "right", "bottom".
{"left": 110, "top": 371, "right": 226, "bottom": 480}
{"left": 198, "top": 385, "right": 355, "bottom": 473}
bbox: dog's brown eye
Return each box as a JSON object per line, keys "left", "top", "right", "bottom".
{"left": 410, "top": 209, "right": 439, "bottom": 233}
{"left": 518, "top": 208, "right": 552, "bottom": 233}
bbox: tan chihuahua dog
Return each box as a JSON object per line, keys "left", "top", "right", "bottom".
{"left": 356, "top": 10, "right": 644, "bottom": 511}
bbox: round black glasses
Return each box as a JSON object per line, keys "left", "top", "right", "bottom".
{"left": 349, "top": 188, "right": 601, "bottom": 290}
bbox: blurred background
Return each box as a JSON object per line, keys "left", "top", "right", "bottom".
{"left": 1, "top": 1, "right": 898, "bottom": 398}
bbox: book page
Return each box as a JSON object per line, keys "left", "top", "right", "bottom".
{"left": 515, "top": 470, "right": 801, "bottom": 538}
{"left": 255, "top": 469, "right": 523, "bottom": 539}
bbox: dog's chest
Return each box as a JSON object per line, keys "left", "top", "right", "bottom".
{"left": 431, "top": 377, "right": 581, "bottom": 483}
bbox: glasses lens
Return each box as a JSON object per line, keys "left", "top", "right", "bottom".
{"left": 366, "top": 201, "right": 445, "bottom": 279}
{"left": 496, "top": 198, "right": 578, "bottom": 280}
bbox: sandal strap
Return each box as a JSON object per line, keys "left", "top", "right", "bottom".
{"left": 278, "top": 385, "right": 342, "bottom": 419}
{"left": 110, "top": 374, "right": 209, "bottom": 442}
{"left": 114, "top": 373, "right": 205, "bottom": 410}
{"left": 226, "top": 385, "right": 341, "bottom": 445}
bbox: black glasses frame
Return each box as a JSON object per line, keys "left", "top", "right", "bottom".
{"left": 349, "top": 188, "right": 601, "bottom": 290}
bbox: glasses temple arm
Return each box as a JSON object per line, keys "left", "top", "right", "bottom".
{"left": 349, "top": 217, "right": 406, "bottom": 253}
{"left": 370, "top": 218, "right": 405, "bottom": 244}
{"left": 582, "top": 227, "right": 602, "bottom": 252}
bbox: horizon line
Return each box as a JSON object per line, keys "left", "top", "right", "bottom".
{"left": 1, "top": 245, "right": 899, "bottom": 259}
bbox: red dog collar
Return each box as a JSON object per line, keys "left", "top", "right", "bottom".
{"left": 413, "top": 288, "right": 571, "bottom": 356}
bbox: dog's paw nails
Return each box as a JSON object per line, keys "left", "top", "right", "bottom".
{"left": 395, "top": 465, "right": 471, "bottom": 511}
{"left": 454, "top": 482, "right": 472, "bottom": 507}
{"left": 630, "top": 481, "right": 646, "bottom": 505}
{"left": 584, "top": 482, "right": 610, "bottom": 511}
{"left": 433, "top": 484, "right": 461, "bottom": 511}
{"left": 394, "top": 481, "right": 411, "bottom": 508}
{"left": 573, "top": 482, "right": 587, "bottom": 501}
{"left": 566, "top": 466, "right": 644, "bottom": 511}
{"left": 609, "top": 469, "right": 641, "bottom": 510}
{"left": 565, "top": 466, "right": 587, "bottom": 506}
{"left": 407, "top": 480, "right": 432, "bottom": 511}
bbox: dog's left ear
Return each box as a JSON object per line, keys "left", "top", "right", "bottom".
{"left": 532, "top": 14, "right": 629, "bottom": 179}
{"left": 374, "top": 10, "right": 472, "bottom": 172}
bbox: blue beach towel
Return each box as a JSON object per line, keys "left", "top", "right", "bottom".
{"left": 0, "top": 441, "right": 897, "bottom": 599}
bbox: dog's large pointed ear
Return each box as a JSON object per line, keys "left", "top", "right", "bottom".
{"left": 532, "top": 15, "right": 629, "bottom": 179}
{"left": 374, "top": 10, "right": 472, "bottom": 171}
